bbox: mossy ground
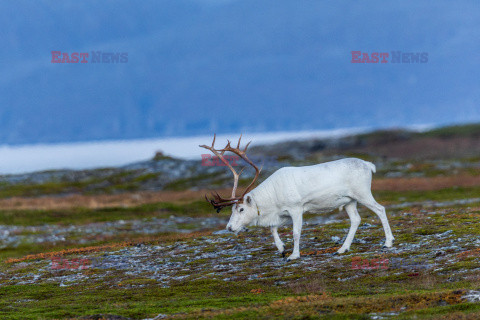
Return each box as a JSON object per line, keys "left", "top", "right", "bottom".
{"left": 1, "top": 156, "right": 480, "bottom": 318}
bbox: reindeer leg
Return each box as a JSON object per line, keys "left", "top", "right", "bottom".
{"left": 287, "top": 210, "right": 303, "bottom": 261}
{"left": 338, "top": 201, "right": 360, "bottom": 254}
{"left": 271, "top": 226, "right": 285, "bottom": 257}
{"left": 360, "top": 197, "right": 394, "bottom": 248}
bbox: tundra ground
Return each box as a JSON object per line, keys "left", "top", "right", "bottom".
{"left": 1, "top": 174, "right": 480, "bottom": 319}
{"left": 2, "top": 125, "right": 480, "bottom": 319}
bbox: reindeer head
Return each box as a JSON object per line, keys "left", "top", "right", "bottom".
{"left": 200, "top": 134, "right": 261, "bottom": 232}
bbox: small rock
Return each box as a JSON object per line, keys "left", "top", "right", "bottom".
{"left": 437, "top": 300, "right": 448, "bottom": 306}
{"left": 212, "top": 230, "right": 232, "bottom": 235}
{"left": 435, "top": 230, "right": 453, "bottom": 238}
{"left": 353, "top": 238, "right": 366, "bottom": 244}
{"left": 359, "top": 223, "right": 374, "bottom": 229}
{"left": 435, "top": 250, "right": 446, "bottom": 257}
{"left": 331, "top": 236, "right": 341, "bottom": 243}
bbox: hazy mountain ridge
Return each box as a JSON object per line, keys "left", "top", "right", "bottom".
{"left": 1, "top": 124, "right": 480, "bottom": 197}
{"left": 0, "top": 0, "right": 479, "bottom": 144}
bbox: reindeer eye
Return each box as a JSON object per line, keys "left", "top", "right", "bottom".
{"left": 239, "top": 208, "right": 244, "bottom": 212}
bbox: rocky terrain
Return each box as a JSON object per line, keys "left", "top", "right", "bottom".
{"left": 1, "top": 123, "right": 480, "bottom": 319}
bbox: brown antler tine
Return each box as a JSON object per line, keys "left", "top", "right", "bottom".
{"left": 206, "top": 191, "right": 222, "bottom": 207}
{"left": 230, "top": 165, "right": 245, "bottom": 199}
{"left": 205, "top": 195, "right": 216, "bottom": 207}
{"left": 209, "top": 191, "right": 216, "bottom": 201}
{"left": 212, "top": 190, "right": 222, "bottom": 202}
{"left": 238, "top": 166, "right": 245, "bottom": 176}
{"left": 237, "top": 134, "right": 242, "bottom": 149}
{"left": 243, "top": 140, "right": 252, "bottom": 152}
{"left": 201, "top": 134, "right": 257, "bottom": 210}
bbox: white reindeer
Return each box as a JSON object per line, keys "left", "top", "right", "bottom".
{"left": 200, "top": 135, "right": 394, "bottom": 261}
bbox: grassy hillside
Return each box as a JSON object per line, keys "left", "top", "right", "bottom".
{"left": 1, "top": 123, "right": 480, "bottom": 319}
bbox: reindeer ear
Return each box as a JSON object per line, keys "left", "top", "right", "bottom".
{"left": 246, "top": 196, "right": 252, "bottom": 205}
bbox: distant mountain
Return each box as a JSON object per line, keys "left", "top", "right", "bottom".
{"left": 2, "top": 124, "right": 480, "bottom": 196}
{"left": 0, "top": 0, "right": 479, "bottom": 144}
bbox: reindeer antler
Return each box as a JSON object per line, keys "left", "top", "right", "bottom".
{"left": 200, "top": 134, "right": 260, "bottom": 212}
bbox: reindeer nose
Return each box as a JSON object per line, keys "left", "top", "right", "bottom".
{"left": 227, "top": 226, "right": 233, "bottom": 232}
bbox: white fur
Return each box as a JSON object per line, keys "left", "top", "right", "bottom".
{"left": 226, "top": 158, "right": 394, "bottom": 261}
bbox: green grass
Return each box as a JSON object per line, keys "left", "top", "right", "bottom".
{"left": 0, "top": 200, "right": 214, "bottom": 226}
{"left": 0, "top": 273, "right": 474, "bottom": 320}
{"left": 0, "top": 170, "right": 164, "bottom": 198}
{"left": 2, "top": 148, "right": 480, "bottom": 319}
{"left": 0, "top": 279, "right": 289, "bottom": 319}
{"left": 374, "top": 185, "right": 480, "bottom": 204}
{"left": 420, "top": 123, "right": 480, "bottom": 139}
{"left": 0, "top": 180, "right": 89, "bottom": 198}
{"left": 353, "top": 123, "right": 480, "bottom": 143}
{"left": 1, "top": 206, "right": 480, "bottom": 319}
{"left": 0, "top": 199, "right": 216, "bottom": 260}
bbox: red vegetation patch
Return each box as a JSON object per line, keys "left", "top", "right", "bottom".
{"left": 373, "top": 175, "right": 480, "bottom": 192}
{"left": 250, "top": 288, "right": 264, "bottom": 294}
{"left": 301, "top": 247, "right": 340, "bottom": 256}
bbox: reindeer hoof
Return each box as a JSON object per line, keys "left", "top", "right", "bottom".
{"left": 286, "top": 254, "right": 300, "bottom": 262}
{"left": 281, "top": 251, "right": 286, "bottom": 258}
{"left": 382, "top": 242, "right": 393, "bottom": 249}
